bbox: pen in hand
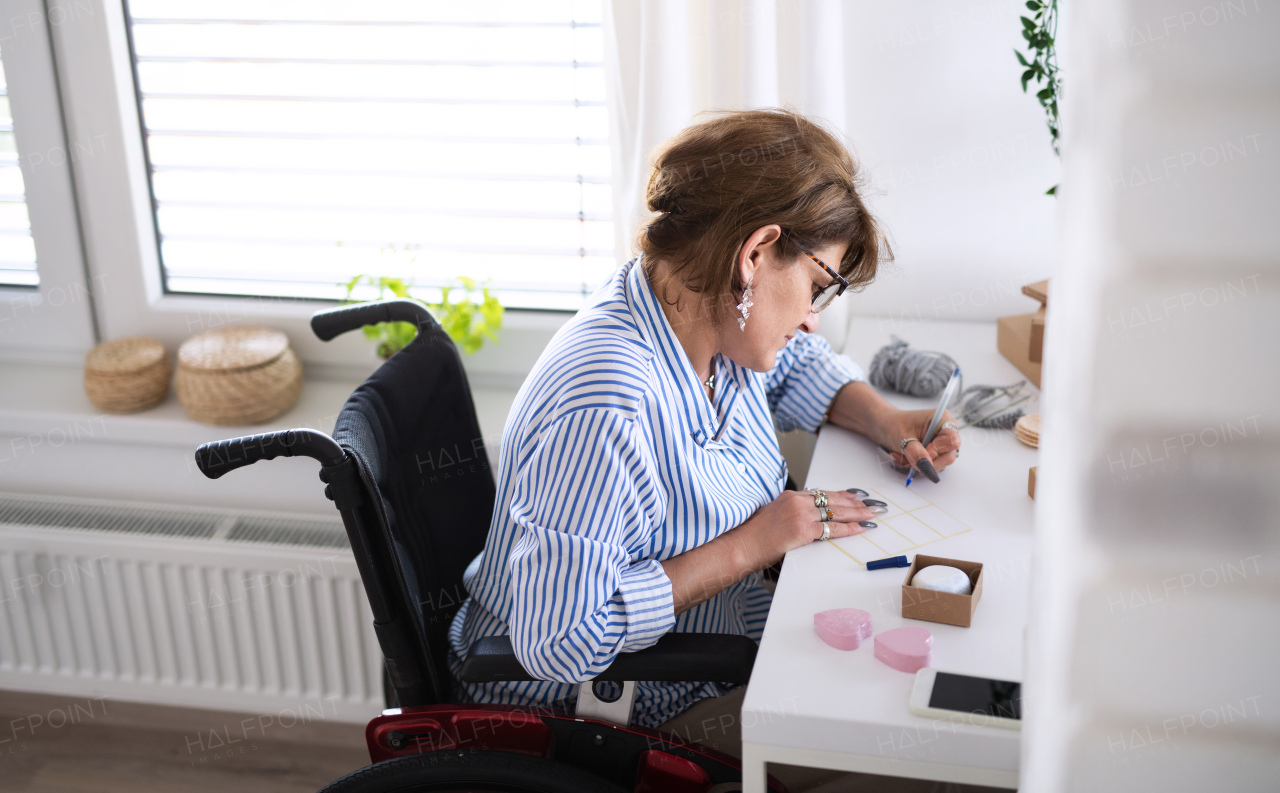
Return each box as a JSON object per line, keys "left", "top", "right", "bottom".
{"left": 908, "top": 367, "right": 962, "bottom": 487}
{"left": 877, "top": 443, "right": 935, "bottom": 485}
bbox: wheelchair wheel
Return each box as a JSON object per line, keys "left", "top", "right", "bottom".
{"left": 319, "top": 749, "right": 628, "bottom": 793}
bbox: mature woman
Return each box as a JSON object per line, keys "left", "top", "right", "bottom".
{"left": 448, "top": 110, "right": 961, "bottom": 788}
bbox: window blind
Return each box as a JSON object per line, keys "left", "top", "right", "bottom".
{"left": 124, "top": 0, "right": 614, "bottom": 311}
{"left": 0, "top": 45, "right": 38, "bottom": 288}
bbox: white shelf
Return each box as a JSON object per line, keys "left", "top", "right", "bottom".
{"left": 0, "top": 356, "right": 519, "bottom": 515}
{"left": 0, "top": 357, "right": 518, "bottom": 450}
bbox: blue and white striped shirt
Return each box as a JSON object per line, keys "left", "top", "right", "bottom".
{"left": 448, "top": 256, "right": 864, "bottom": 727}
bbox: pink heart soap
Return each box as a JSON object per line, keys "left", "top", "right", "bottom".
{"left": 814, "top": 608, "right": 873, "bottom": 650}
{"left": 874, "top": 626, "right": 933, "bottom": 672}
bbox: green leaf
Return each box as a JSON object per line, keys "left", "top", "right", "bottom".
{"left": 1046, "top": 184, "right": 1058, "bottom": 196}
{"left": 1015, "top": 0, "right": 1059, "bottom": 171}
{"left": 378, "top": 277, "right": 407, "bottom": 298}
{"left": 344, "top": 270, "right": 504, "bottom": 356}
{"left": 480, "top": 297, "right": 504, "bottom": 327}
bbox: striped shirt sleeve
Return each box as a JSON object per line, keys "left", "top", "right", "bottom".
{"left": 765, "top": 330, "right": 866, "bottom": 433}
{"left": 506, "top": 407, "right": 675, "bottom": 683}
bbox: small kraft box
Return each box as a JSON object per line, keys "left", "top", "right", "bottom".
{"left": 901, "top": 554, "right": 984, "bottom": 628}
{"left": 996, "top": 278, "right": 1048, "bottom": 388}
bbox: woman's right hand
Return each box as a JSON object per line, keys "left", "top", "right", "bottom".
{"left": 733, "top": 488, "right": 879, "bottom": 571}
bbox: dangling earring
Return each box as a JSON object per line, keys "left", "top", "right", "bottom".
{"left": 736, "top": 278, "right": 754, "bottom": 331}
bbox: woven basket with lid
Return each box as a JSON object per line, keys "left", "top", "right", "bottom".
{"left": 175, "top": 325, "right": 302, "bottom": 425}
{"left": 83, "top": 337, "right": 172, "bottom": 413}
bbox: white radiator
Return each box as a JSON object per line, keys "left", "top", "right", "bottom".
{"left": 0, "top": 492, "right": 384, "bottom": 724}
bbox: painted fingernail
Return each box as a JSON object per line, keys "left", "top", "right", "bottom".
{"left": 861, "top": 499, "right": 887, "bottom": 507}
{"left": 859, "top": 521, "right": 878, "bottom": 529}
{"left": 868, "top": 507, "right": 888, "bottom": 515}
{"left": 916, "top": 458, "right": 941, "bottom": 483}
{"left": 846, "top": 488, "right": 868, "bottom": 497}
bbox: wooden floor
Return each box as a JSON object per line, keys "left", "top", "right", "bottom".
{"left": 0, "top": 690, "right": 370, "bottom": 793}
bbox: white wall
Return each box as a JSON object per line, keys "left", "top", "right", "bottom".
{"left": 841, "top": 1, "right": 1061, "bottom": 325}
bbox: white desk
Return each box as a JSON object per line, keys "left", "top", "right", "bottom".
{"left": 741, "top": 319, "right": 1040, "bottom": 791}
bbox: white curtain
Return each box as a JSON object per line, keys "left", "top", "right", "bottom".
{"left": 603, "top": 0, "right": 853, "bottom": 351}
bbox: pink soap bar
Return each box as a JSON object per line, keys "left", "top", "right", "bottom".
{"left": 813, "top": 608, "right": 873, "bottom": 650}
{"left": 874, "top": 626, "right": 933, "bottom": 672}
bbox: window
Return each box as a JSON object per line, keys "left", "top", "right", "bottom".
{"left": 0, "top": 45, "right": 39, "bottom": 288}
{"left": 123, "top": 0, "right": 614, "bottom": 312}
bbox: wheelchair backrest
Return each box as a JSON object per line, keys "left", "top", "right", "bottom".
{"left": 332, "top": 314, "right": 495, "bottom": 705}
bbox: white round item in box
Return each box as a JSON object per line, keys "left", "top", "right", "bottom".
{"left": 911, "top": 565, "right": 972, "bottom": 595}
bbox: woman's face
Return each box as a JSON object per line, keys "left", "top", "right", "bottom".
{"left": 721, "top": 228, "right": 849, "bottom": 372}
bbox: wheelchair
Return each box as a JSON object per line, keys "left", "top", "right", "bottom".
{"left": 195, "top": 299, "right": 785, "bottom": 793}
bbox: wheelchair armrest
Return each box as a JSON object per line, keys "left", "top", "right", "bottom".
{"left": 458, "top": 632, "right": 757, "bottom": 686}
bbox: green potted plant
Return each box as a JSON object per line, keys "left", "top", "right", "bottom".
{"left": 341, "top": 272, "right": 504, "bottom": 359}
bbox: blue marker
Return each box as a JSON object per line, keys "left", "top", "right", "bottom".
{"left": 866, "top": 555, "right": 911, "bottom": 570}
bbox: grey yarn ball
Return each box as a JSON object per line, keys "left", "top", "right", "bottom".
{"left": 868, "top": 336, "right": 959, "bottom": 398}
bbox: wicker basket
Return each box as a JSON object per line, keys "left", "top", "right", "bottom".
{"left": 175, "top": 326, "right": 302, "bottom": 425}
{"left": 83, "top": 337, "right": 172, "bottom": 413}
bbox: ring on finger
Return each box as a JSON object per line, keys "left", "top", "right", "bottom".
{"left": 818, "top": 522, "right": 831, "bottom": 542}
{"left": 899, "top": 437, "right": 920, "bottom": 452}
{"left": 809, "top": 488, "right": 828, "bottom": 509}
{"left": 942, "top": 421, "right": 959, "bottom": 432}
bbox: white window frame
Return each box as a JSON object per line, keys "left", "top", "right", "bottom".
{"left": 38, "top": 0, "right": 574, "bottom": 386}
{"left": 0, "top": 0, "right": 98, "bottom": 359}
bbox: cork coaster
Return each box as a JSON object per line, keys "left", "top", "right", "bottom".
{"left": 1014, "top": 413, "right": 1041, "bottom": 448}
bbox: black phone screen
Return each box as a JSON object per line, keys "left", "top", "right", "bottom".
{"left": 928, "top": 672, "right": 1022, "bottom": 720}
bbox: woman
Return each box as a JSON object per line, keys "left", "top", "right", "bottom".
{"left": 448, "top": 110, "right": 961, "bottom": 788}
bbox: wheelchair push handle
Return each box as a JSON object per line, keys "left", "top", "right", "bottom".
{"left": 310, "top": 298, "right": 436, "bottom": 341}
{"left": 195, "top": 428, "right": 346, "bottom": 479}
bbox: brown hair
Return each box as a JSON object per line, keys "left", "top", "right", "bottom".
{"left": 639, "top": 109, "right": 890, "bottom": 324}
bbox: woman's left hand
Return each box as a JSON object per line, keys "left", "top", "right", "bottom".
{"left": 876, "top": 407, "right": 962, "bottom": 482}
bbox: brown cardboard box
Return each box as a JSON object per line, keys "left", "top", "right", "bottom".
{"left": 996, "top": 312, "right": 1042, "bottom": 387}
{"left": 901, "top": 554, "right": 984, "bottom": 628}
{"left": 1029, "top": 306, "right": 1046, "bottom": 363}
{"left": 1021, "top": 279, "right": 1048, "bottom": 304}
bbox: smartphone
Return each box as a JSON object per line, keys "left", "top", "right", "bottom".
{"left": 908, "top": 669, "right": 1022, "bottom": 730}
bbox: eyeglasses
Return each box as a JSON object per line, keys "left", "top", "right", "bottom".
{"left": 801, "top": 247, "right": 849, "bottom": 312}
